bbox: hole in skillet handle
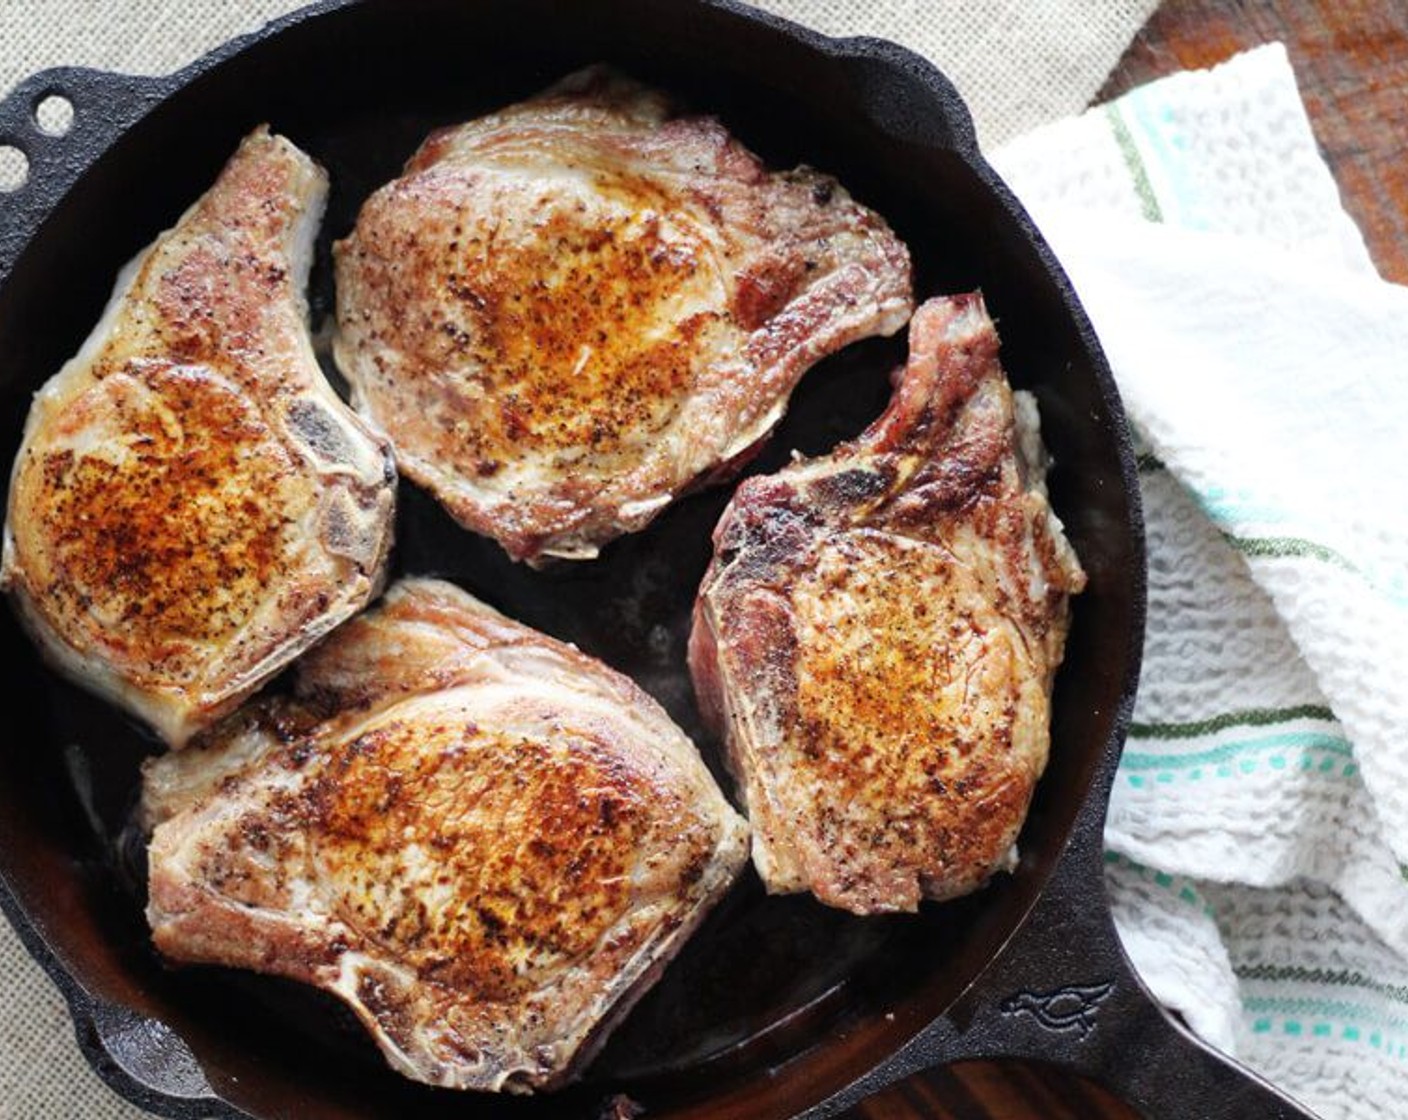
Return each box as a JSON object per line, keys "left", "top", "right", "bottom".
{"left": 0, "top": 143, "right": 28, "bottom": 192}
{"left": 35, "top": 93, "right": 76, "bottom": 137}
{"left": 0, "top": 68, "right": 168, "bottom": 282}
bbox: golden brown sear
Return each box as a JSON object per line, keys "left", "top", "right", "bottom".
{"left": 334, "top": 66, "right": 912, "bottom": 564}
{"left": 689, "top": 294, "right": 1086, "bottom": 914}
{"left": 143, "top": 578, "right": 749, "bottom": 1092}
{"left": 1, "top": 128, "right": 395, "bottom": 746}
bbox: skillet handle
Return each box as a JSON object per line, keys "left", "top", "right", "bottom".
{"left": 905, "top": 855, "right": 1319, "bottom": 1118}
{"left": 813, "top": 815, "right": 1323, "bottom": 1119}
{"left": 78, "top": 999, "right": 225, "bottom": 1113}
{"left": 0, "top": 66, "right": 167, "bottom": 281}
{"left": 0, "top": 873, "right": 226, "bottom": 1115}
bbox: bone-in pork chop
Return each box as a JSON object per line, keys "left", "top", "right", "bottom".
{"left": 144, "top": 578, "right": 749, "bottom": 1092}
{"left": 689, "top": 293, "right": 1085, "bottom": 914}
{"left": 333, "top": 67, "right": 912, "bottom": 564}
{"left": 2, "top": 128, "right": 396, "bottom": 746}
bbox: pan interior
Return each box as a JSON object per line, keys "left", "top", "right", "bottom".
{"left": 0, "top": 2, "right": 1140, "bottom": 1117}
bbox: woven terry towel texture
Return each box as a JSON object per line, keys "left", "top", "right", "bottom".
{"left": 0, "top": 3, "right": 1158, "bottom": 1119}
{"left": 994, "top": 44, "right": 1408, "bottom": 1120}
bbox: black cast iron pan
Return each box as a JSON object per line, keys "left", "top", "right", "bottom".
{"left": 0, "top": 3, "right": 1319, "bottom": 1118}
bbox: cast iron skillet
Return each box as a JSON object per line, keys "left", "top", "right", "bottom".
{"left": 0, "top": 3, "right": 1319, "bottom": 1118}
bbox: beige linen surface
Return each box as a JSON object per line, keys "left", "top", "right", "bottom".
{"left": 0, "top": 2, "right": 1157, "bottom": 1117}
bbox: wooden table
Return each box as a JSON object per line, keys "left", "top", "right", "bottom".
{"left": 1102, "top": 0, "right": 1408, "bottom": 285}
{"left": 851, "top": 2, "right": 1408, "bottom": 1116}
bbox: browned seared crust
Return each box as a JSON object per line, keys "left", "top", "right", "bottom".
{"left": 333, "top": 66, "right": 912, "bottom": 564}
{"left": 1, "top": 128, "right": 396, "bottom": 746}
{"left": 689, "top": 294, "right": 1085, "bottom": 914}
{"left": 143, "top": 578, "right": 749, "bottom": 1092}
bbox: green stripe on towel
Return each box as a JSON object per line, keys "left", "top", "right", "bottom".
{"left": 1236, "top": 966, "right": 1408, "bottom": 1006}
{"left": 1220, "top": 531, "right": 1360, "bottom": 573}
{"left": 1121, "top": 730, "right": 1350, "bottom": 771}
{"left": 1242, "top": 996, "right": 1408, "bottom": 1033}
{"left": 1129, "top": 705, "right": 1336, "bottom": 740}
{"left": 1104, "top": 102, "right": 1164, "bottom": 223}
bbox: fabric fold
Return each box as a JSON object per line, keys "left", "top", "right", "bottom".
{"left": 995, "top": 43, "right": 1408, "bottom": 1120}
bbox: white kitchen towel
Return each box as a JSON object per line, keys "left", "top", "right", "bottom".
{"left": 993, "top": 44, "right": 1408, "bottom": 1120}
{"left": 0, "top": 3, "right": 1159, "bottom": 1119}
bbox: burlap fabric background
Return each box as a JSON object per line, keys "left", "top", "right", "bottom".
{"left": 0, "top": 2, "right": 1157, "bottom": 1116}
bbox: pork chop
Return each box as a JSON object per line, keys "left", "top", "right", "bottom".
{"left": 2, "top": 127, "right": 396, "bottom": 746}
{"left": 144, "top": 577, "right": 749, "bottom": 1092}
{"left": 333, "top": 66, "right": 912, "bottom": 564}
{"left": 689, "top": 293, "right": 1085, "bottom": 914}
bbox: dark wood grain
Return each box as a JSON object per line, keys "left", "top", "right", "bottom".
{"left": 873, "top": 3, "right": 1408, "bottom": 1116}
{"left": 849, "top": 1061, "right": 1140, "bottom": 1120}
{"left": 1100, "top": 0, "right": 1408, "bottom": 283}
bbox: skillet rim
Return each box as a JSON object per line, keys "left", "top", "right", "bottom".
{"left": 0, "top": 1, "right": 1147, "bottom": 1116}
